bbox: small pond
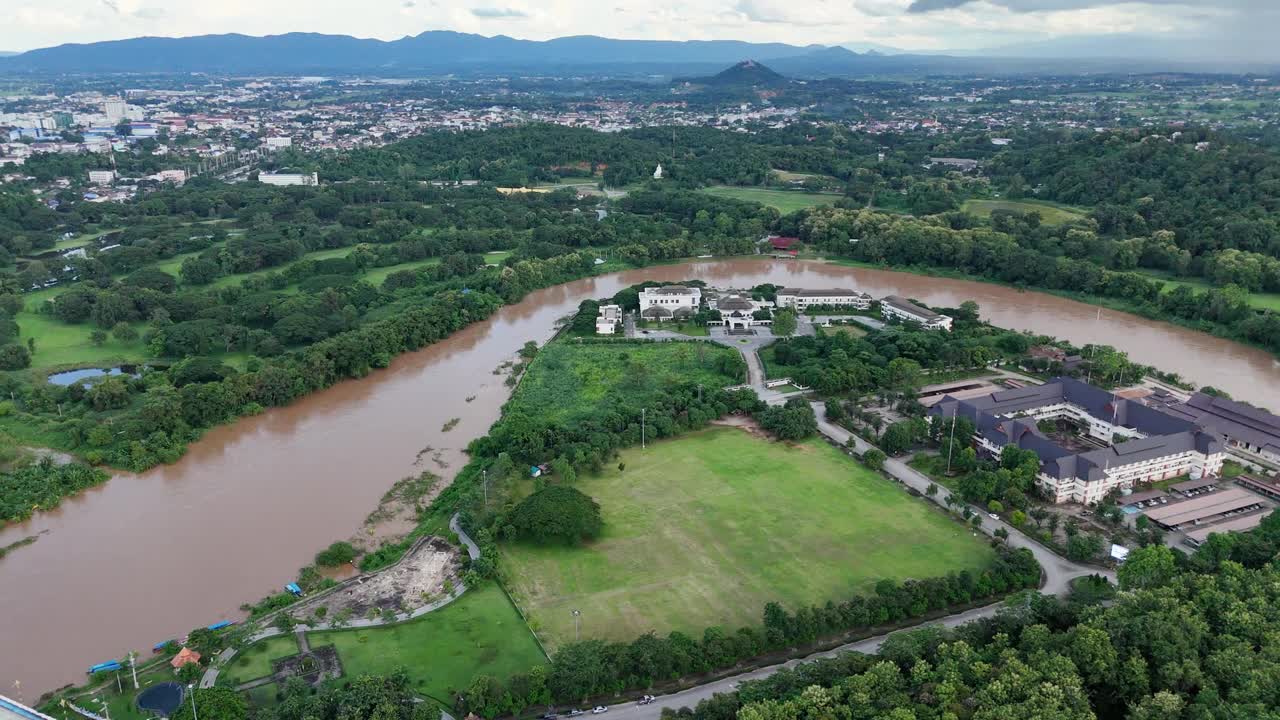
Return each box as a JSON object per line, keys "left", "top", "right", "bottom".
{"left": 46, "top": 366, "right": 139, "bottom": 386}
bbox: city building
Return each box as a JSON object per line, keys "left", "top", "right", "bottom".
{"left": 595, "top": 304, "right": 622, "bottom": 334}
{"left": 152, "top": 169, "right": 187, "bottom": 184}
{"left": 258, "top": 171, "right": 319, "bottom": 186}
{"left": 776, "top": 288, "right": 872, "bottom": 311}
{"left": 880, "top": 295, "right": 953, "bottom": 331}
{"left": 102, "top": 98, "right": 128, "bottom": 122}
{"left": 264, "top": 136, "right": 293, "bottom": 150}
{"left": 87, "top": 170, "right": 115, "bottom": 184}
{"left": 706, "top": 292, "right": 771, "bottom": 331}
{"left": 930, "top": 377, "right": 1226, "bottom": 504}
{"left": 639, "top": 285, "right": 701, "bottom": 322}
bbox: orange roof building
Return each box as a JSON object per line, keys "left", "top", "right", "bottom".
{"left": 170, "top": 647, "right": 201, "bottom": 669}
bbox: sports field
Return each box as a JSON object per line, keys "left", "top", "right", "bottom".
{"left": 502, "top": 426, "right": 994, "bottom": 648}
{"left": 961, "top": 199, "right": 1087, "bottom": 226}
{"left": 699, "top": 186, "right": 843, "bottom": 214}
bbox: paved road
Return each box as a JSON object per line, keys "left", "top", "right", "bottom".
{"left": 603, "top": 603, "right": 1006, "bottom": 720}
{"left": 595, "top": 407, "right": 1114, "bottom": 720}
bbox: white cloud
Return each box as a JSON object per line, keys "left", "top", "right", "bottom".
{"left": 0, "top": 0, "right": 1266, "bottom": 55}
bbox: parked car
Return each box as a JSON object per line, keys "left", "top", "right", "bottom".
{"left": 542, "top": 714, "right": 558, "bottom": 720}
{"left": 988, "top": 512, "right": 999, "bottom": 520}
{"left": 569, "top": 711, "right": 585, "bottom": 717}
{"left": 592, "top": 707, "right": 608, "bottom": 715}
{"left": 637, "top": 696, "right": 655, "bottom": 705}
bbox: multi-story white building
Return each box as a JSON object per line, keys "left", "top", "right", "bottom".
{"left": 264, "top": 136, "right": 293, "bottom": 150}
{"left": 88, "top": 170, "right": 115, "bottom": 184}
{"left": 880, "top": 295, "right": 953, "bottom": 331}
{"left": 639, "top": 285, "right": 701, "bottom": 322}
{"left": 595, "top": 304, "right": 622, "bottom": 334}
{"left": 258, "top": 171, "right": 318, "bottom": 186}
{"left": 706, "top": 291, "right": 771, "bottom": 331}
{"left": 776, "top": 288, "right": 872, "bottom": 311}
{"left": 931, "top": 377, "right": 1225, "bottom": 504}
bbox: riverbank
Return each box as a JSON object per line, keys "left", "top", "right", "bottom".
{"left": 7, "top": 257, "right": 1280, "bottom": 696}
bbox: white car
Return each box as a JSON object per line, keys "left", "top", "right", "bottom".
{"left": 592, "top": 707, "right": 608, "bottom": 715}
{"left": 988, "top": 513, "right": 999, "bottom": 520}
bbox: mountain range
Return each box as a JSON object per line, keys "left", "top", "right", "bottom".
{"left": 0, "top": 31, "right": 1275, "bottom": 75}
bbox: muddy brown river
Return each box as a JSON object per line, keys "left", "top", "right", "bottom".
{"left": 4, "top": 258, "right": 1279, "bottom": 696}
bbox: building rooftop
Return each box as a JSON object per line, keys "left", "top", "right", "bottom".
{"left": 1142, "top": 487, "right": 1263, "bottom": 528}
{"left": 1, "top": 696, "right": 55, "bottom": 720}
{"left": 1183, "top": 512, "right": 1267, "bottom": 545}
{"left": 779, "top": 288, "right": 870, "bottom": 297}
{"left": 1163, "top": 392, "right": 1280, "bottom": 455}
{"left": 881, "top": 295, "right": 943, "bottom": 320}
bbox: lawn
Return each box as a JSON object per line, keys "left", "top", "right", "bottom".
{"left": 961, "top": 199, "right": 1087, "bottom": 226}
{"left": 16, "top": 310, "right": 149, "bottom": 370}
{"left": 699, "top": 186, "right": 844, "bottom": 214}
{"left": 510, "top": 341, "right": 744, "bottom": 425}
{"left": 637, "top": 320, "right": 709, "bottom": 336}
{"left": 223, "top": 633, "right": 299, "bottom": 684}
{"left": 1133, "top": 270, "right": 1280, "bottom": 312}
{"left": 823, "top": 324, "right": 868, "bottom": 338}
{"left": 502, "top": 426, "right": 995, "bottom": 649}
{"left": 307, "top": 583, "right": 545, "bottom": 702}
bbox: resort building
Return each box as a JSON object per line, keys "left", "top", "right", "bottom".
{"left": 595, "top": 304, "right": 622, "bottom": 334}
{"left": 639, "top": 285, "right": 701, "bottom": 322}
{"left": 706, "top": 291, "right": 771, "bottom": 331}
{"left": 880, "top": 295, "right": 953, "bottom": 331}
{"left": 776, "top": 288, "right": 872, "bottom": 311}
{"left": 931, "top": 377, "right": 1225, "bottom": 504}
{"left": 1, "top": 695, "right": 56, "bottom": 720}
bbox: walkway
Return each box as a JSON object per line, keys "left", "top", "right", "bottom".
{"left": 201, "top": 515, "right": 481, "bottom": 688}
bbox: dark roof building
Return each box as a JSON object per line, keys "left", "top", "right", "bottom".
{"left": 1160, "top": 392, "right": 1280, "bottom": 466}
{"left": 931, "top": 377, "right": 1226, "bottom": 504}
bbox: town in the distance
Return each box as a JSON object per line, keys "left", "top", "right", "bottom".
{"left": 2, "top": 8, "right": 1280, "bottom": 720}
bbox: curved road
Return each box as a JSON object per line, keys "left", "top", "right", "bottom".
{"left": 596, "top": 402, "right": 1113, "bottom": 720}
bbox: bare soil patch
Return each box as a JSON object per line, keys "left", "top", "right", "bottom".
{"left": 293, "top": 537, "right": 461, "bottom": 620}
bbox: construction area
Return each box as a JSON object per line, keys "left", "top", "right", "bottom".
{"left": 290, "top": 537, "right": 461, "bottom": 619}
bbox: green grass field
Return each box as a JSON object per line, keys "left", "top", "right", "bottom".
{"left": 502, "top": 426, "right": 994, "bottom": 649}
{"left": 510, "top": 341, "right": 743, "bottom": 425}
{"left": 699, "top": 186, "right": 844, "bottom": 214}
{"left": 1133, "top": 270, "right": 1280, "bottom": 312}
{"left": 961, "top": 199, "right": 1087, "bottom": 226}
{"left": 223, "top": 634, "right": 300, "bottom": 684}
{"left": 306, "top": 583, "right": 546, "bottom": 701}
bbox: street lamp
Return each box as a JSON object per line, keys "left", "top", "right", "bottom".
{"left": 641, "top": 409, "right": 646, "bottom": 449}
{"left": 572, "top": 609, "right": 581, "bottom": 642}
{"left": 187, "top": 684, "right": 199, "bottom": 720}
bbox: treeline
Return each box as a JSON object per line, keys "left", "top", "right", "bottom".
{"left": 665, "top": 542, "right": 1280, "bottom": 720}
{"left": 800, "top": 206, "right": 1280, "bottom": 355}
{"left": 0, "top": 457, "right": 108, "bottom": 523}
{"left": 460, "top": 546, "right": 1041, "bottom": 716}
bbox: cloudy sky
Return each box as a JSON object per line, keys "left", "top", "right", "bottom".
{"left": 1, "top": 0, "right": 1272, "bottom": 56}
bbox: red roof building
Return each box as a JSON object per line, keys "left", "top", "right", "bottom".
{"left": 170, "top": 647, "right": 201, "bottom": 669}
{"left": 769, "top": 236, "right": 800, "bottom": 250}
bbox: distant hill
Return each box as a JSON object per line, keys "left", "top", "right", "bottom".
{"left": 682, "top": 60, "right": 787, "bottom": 88}
{"left": 0, "top": 32, "right": 837, "bottom": 74}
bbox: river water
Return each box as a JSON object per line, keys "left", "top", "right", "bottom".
{"left": 4, "top": 258, "right": 1279, "bottom": 696}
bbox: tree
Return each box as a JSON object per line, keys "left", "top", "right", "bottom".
{"left": 90, "top": 329, "right": 108, "bottom": 346}
{"left": 1117, "top": 545, "right": 1177, "bottom": 590}
{"left": 771, "top": 309, "right": 797, "bottom": 337}
{"left": 170, "top": 687, "right": 247, "bottom": 720}
{"left": 757, "top": 398, "right": 817, "bottom": 441}
{"left": 863, "top": 448, "right": 886, "bottom": 471}
{"left": 880, "top": 422, "right": 914, "bottom": 455}
{"left": 0, "top": 344, "right": 30, "bottom": 370}
{"left": 316, "top": 541, "right": 357, "bottom": 567}
{"left": 1066, "top": 532, "right": 1104, "bottom": 562}
{"left": 112, "top": 322, "right": 138, "bottom": 343}
{"left": 509, "top": 486, "right": 603, "bottom": 545}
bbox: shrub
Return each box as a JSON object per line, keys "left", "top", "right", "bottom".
{"left": 315, "top": 540, "right": 357, "bottom": 567}
{"left": 509, "top": 486, "right": 603, "bottom": 545}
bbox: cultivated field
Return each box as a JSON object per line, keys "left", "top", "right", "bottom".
{"left": 502, "top": 426, "right": 994, "bottom": 648}
{"left": 961, "top": 199, "right": 1087, "bottom": 226}
{"left": 699, "top": 186, "right": 844, "bottom": 214}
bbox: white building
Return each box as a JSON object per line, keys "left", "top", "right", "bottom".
{"left": 596, "top": 304, "right": 622, "bottom": 335}
{"left": 639, "top": 285, "right": 701, "bottom": 322}
{"left": 152, "top": 169, "right": 187, "bottom": 184}
{"left": 653, "top": 163, "right": 663, "bottom": 180}
{"left": 880, "top": 295, "right": 953, "bottom": 331}
{"left": 102, "top": 98, "right": 128, "bottom": 122}
{"left": 88, "top": 170, "right": 115, "bottom": 185}
{"left": 931, "top": 377, "right": 1225, "bottom": 505}
{"left": 705, "top": 291, "right": 772, "bottom": 331}
{"left": 264, "top": 136, "right": 293, "bottom": 150}
{"left": 259, "top": 171, "right": 319, "bottom": 187}
{"left": 776, "top": 288, "right": 872, "bottom": 311}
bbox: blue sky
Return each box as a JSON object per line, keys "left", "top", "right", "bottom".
{"left": 1, "top": 0, "right": 1271, "bottom": 58}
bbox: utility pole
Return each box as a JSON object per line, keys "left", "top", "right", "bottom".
{"left": 188, "top": 684, "right": 199, "bottom": 720}
{"left": 482, "top": 469, "right": 488, "bottom": 505}
{"left": 945, "top": 412, "right": 958, "bottom": 474}
{"left": 641, "top": 408, "right": 646, "bottom": 449}
{"left": 129, "top": 652, "right": 138, "bottom": 690}
{"left": 572, "top": 609, "right": 581, "bottom": 642}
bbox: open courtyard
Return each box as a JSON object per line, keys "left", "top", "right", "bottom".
{"left": 502, "top": 425, "right": 995, "bottom": 649}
